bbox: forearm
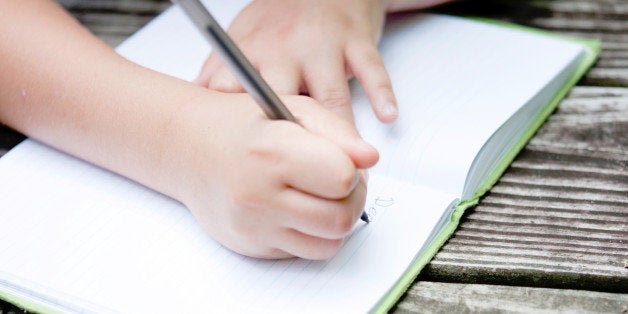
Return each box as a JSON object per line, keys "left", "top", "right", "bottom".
{"left": 0, "top": 0, "right": 383, "bottom": 260}
{"left": 0, "top": 0, "right": 203, "bottom": 200}
{"left": 383, "top": 0, "right": 453, "bottom": 12}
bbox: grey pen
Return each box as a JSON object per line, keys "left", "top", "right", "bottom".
{"left": 174, "top": 0, "right": 369, "bottom": 223}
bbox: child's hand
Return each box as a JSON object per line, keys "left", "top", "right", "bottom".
{"left": 170, "top": 92, "right": 378, "bottom": 260}
{"left": 194, "top": 0, "right": 397, "bottom": 124}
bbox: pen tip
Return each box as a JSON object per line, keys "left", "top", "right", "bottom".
{"left": 360, "top": 212, "right": 370, "bottom": 223}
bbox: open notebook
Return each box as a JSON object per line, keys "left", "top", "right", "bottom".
{"left": 0, "top": 1, "right": 598, "bottom": 313}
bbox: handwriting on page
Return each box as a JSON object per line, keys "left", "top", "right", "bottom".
{"left": 366, "top": 197, "right": 395, "bottom": 222}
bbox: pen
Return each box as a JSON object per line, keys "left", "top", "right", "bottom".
{"left": 174, "top": 0, "right": 369, "bottom": 223}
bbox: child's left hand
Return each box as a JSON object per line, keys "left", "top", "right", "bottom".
{"left": 194, "top": 0, "right": 398, "bottom": 124}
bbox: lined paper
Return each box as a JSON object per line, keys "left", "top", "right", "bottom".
{"left": 0, "top": 1, "right": 587, "bottom": 312}
{"left": 118, "top": 4, "right": 584, "bottom": 197}
{"left": 352, "top": 15, "right": 584, "bottom": 196}
{"left": 0, "top": 141, "right": 453, "bottom": 313}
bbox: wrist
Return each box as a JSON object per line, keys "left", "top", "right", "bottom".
{"left": 157, "top": 90, "right": 215, "bottom": 206}
{"left": 161, "top": 90, "right": 246, "bottom": 208}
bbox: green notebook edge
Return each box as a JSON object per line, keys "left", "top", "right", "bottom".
{"left": 373, "top": 18, "right": 600, "bottom": 314}
{"left": 0, "top": 17, "right": 600, "bottom": 314}
{"left": 0, "top": 288, "right": 61, "bottom": 314}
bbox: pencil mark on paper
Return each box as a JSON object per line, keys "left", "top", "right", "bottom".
{"left": 366, "top": 197, "right": 395, "bottom": 222}
{"left": 374, "top": 197, "right": 394, "bottom": 207}
{"left": 367, "top": 206, "right": 377, "bottom": 220}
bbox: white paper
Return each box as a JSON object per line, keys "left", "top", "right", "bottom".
{"left": 0, "top": 1, "right": 586, "bottom": 312}
{"left": 0, "top": 141, "right": 453, "bottom": 313}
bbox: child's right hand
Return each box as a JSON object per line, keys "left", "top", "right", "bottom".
{"left": 0, "top": 0, "right": 380, "bottom": 261}
{"left": 167, "top": 91, "right": 379, "bottom": 260}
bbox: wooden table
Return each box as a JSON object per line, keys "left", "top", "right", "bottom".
{"left": 1, "top": 0, "right": 626, "bottom": 312}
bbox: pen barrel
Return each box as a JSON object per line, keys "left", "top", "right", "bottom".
{"left": 174, "top": 0, "right": 296, "bottom": 122}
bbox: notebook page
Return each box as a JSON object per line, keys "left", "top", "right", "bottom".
{"left": 117, "top": 3, "right": 585, "bottom": 198}
{"left": 115, "top": 1, "right": 250, "bottom": 81}
{"left": 0, "top": 140, "right": 455, "bottom": 313}
{"left": 352, "top": 14, "right": 585, "bottom": 196}
{"left": 0, "top": 3, "right": 587, "bottom": 313}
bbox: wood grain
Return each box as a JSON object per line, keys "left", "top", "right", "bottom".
{"left": 423, "top": 86, "right": 628, "bottom": 293}
{"left": 56, "top": 0, "right": 170, "bottom": 47}
{"left": 0, "top": 0, "right": 626, "bottom": 312}
{"left": 437, "top": 0, "right": 628, "bottom": 87}
{"left": 394, "top": 282, "right": 628, "bottom": 313}
{"left": 417, "top": 0, "right": 628, "bottom": 295}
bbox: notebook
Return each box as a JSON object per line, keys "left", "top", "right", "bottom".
{"left": 0, "top": 1, "right": 599, "bottom": 313}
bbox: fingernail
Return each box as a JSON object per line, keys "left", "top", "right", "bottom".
{"left": 382, "top": 102, "right": 398, "bottom": 118}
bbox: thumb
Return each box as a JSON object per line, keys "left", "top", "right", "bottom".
{"left": 282, "top": 95, "right": 379, "bottom": 169}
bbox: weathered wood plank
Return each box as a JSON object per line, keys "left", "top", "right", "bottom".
{"left": 531, "top": 0, "right": 628, "bottom": 15}
{"left": 585, "top": 69, "right": 628, "bottom": 87}
{"left": 393, "top": 282, "right": 628, "bottom": 313}
{"left": 437, "top": 0, "right": 628, "bottom": 25}
{"left": 32, "top": 0, "right": 628, "bottom": 294}
{"left": 530, "top": 16, "right": 628, "bottom": 33}
{"left": 57, "top": 0, "right": 170, "bottom": 46}
{"left": 56, "top": 0, "right": 628, "bottom": 302}
{"left": 56, "top": 0, "right": 170, "bottom": 15}
{"left": 424, "top": 86, "right": 628, "bottom": 293}
{"left": 437, "top": 0, "right": 628, "bottom": 87}
{"left": 63, "top": 0, "right": 628, "bottom": 86}
{"left": 1, "top": 0, "right": 626, "bottom": 312}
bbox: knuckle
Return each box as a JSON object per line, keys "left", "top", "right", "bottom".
{"left": 247, "top": 142, "right": 283, "bottom": 165}
{"left": 230, "top": 188, "right": 264, "bottom": 213}
{"left": 329, "top": 209, "right": 355, "bottom": 237}
{"left": 321, "top": 90, "right": 350, "bottom": 110}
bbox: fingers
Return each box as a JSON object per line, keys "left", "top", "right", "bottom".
{"left": 275, "top": 124, "right": 358, "bottom": 199}
{"left": 278, "top": 177, "right": 367, "bottom": 239}
{"left": 194, "top": 53, "right": 221, "bottom": 87}
{"left": 346, "top": 43, "right": 398, "bottom": 123}
{"left": 268, "top": 177, "right": 367, "bottom": 260}
{"left": 196, "top": 54, "right": 302, "bottom": 95}
{"left": 304, "top": 51, "right": 354, "bottom": 123}
{"left": 260, "top": 62, "right": 302, "bottom": 95}
{"left": 220, "top": 143, "right": 368, "bottom": 260}
{"left": 206, "top": 64, "right": 246, "bottom": 93}
{"left": 286, "top": 96, "right": 379, "bottom": 169}
{"left": 252, "top": 107, "right": 371, "bottom": 260}
{"left": 275, "top": 229, "right": 345, "bottom": 260}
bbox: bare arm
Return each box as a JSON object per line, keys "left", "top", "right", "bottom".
{"left": 0, "top": 0, "right": 197, "bottom": 198}
{"left": 0, "top": 0, "right": 379, "bottom": 259}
